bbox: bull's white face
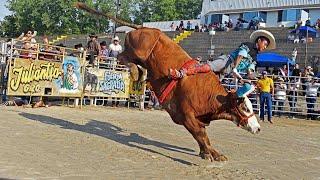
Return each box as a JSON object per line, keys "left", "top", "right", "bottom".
{"left": 234, "top": 96, "right": 261, "bottom": 134}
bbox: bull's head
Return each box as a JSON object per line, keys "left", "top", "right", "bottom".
{"left": 230, "top": 84, "right": 260, "bottom": 134}
{"left": 117, "top": 28, "right": 162, "bottom": 81}
{"left": 232, "top": 95, "right": 260, "bottom": 134}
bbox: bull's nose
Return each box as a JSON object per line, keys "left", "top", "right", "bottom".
{"left": 257, "top": 128, "right": 261, "bottom": 132}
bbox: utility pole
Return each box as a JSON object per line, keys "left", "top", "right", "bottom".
{"left": 114, "top": 0, "right": 121, "bottom": 37}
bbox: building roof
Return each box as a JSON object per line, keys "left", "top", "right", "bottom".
{"left": 202, "top": 0, "right": 320, "bottom": 15}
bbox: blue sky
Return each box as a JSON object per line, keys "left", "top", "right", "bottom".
{"left": 0, "top": 1, "right": 11, "bottom": 21}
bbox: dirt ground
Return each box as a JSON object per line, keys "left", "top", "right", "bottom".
{"left": 0, "top": 106, "right": 319, "bottom": 179}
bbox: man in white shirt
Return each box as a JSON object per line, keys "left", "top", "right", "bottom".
{"left": 305, "top": 78, "right": 320, "bottom": 120}
{"left": 109, "top": 36, "right": 122, "bottom": 58}
{"left": 274, "top": 77, "right": 287, "bottom": 117}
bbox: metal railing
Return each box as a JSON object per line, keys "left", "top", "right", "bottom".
{"left": 222, "top": 75, "right": 320, "bottom": 119}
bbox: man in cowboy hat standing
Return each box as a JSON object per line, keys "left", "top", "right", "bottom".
{"left": 257, "top": 71, "right": 274, "bottom": 123}
{"left": 109, "top": 36, "right": 122, "bottom": 58}
{"left": 87, "top": 33, "right": 100, "bottom": 66}
{"left": 170, "top": 29, "right": 276, "bottom": 96}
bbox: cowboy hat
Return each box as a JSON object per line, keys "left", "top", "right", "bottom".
{"left": 250, "top": 30, "right": 276, "bottom": 50}
{"left": 112, "top": 36, "right": 120, "bottom": 42}
{"left": 277, "top": 77, "right": 284, "bottom": 81}
{"left": 89, "top": 33, "right": 98, "bottom": 38}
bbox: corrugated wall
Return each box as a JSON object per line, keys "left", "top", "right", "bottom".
{"left": 202, "top": 0, "right": 320, "bottom": 14}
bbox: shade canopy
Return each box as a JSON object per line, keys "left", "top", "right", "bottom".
{"left": 257, "top": 52, "right": 295, "bottom": 67}
{"left": 290, "top": 26, "right": 318, "bottom": 38}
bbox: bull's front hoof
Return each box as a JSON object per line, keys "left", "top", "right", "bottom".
{"left": 199, "top": 152, "right": 214, "bottom": 162}
{"left": 213, "top": 154, "right": 228, "bottom": 161}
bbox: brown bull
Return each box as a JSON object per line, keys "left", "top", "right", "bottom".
{"left": 76, "top": 3, "right": 261, "bottom": 161}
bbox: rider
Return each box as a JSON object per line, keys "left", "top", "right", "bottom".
{"left": 169, "top": 30, "right": 276, "bottom": 95}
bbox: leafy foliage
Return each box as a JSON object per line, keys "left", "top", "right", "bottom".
{"left": 0, "top": 0, "right": 202, "bottom": 37}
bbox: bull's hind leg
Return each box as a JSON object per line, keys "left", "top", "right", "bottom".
{"left": 183, "top": 115, "right": 228, "bottom": 162}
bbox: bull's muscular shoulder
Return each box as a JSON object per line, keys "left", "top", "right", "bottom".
{"left": 173, "top": 73, "right": 226, "bottom": 115}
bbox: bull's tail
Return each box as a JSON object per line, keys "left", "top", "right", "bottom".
{"left": 74, "top": 2, "right": 142, "bottom": 29}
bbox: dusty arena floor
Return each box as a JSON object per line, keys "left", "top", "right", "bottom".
{"left": 0, "top": 106, "right": 319, "bottom": 179}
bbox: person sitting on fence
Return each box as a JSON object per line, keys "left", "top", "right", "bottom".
{"left": 87, "top": 33, "right": 100, "bottom": 66}
{"left": 274, "top": 77, "right": 287, "bottom": 117}
{"left": 19, "top": 41, "right": 34, "bottom": 59}
{"left": 109, "top": 36, "right": 122, "bottom": 58}
{"left": 55, "top": 43, "right": 67, "bottom": 61}
{"left": 17, "top": 30, "right": 37, "bottom": 43}
{"left": 305, "top": 78, "right": 320, "bottom": 120}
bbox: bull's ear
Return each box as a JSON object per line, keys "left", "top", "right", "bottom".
{"left": 125, "top": 28, "right": 161, "bottom": 61}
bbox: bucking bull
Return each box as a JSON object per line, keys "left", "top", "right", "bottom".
{"left": 76, "top": 3, "right": 261, "bottom": 161}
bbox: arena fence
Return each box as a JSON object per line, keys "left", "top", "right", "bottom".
{"left": 1, "top": 40, "right": 147, "bottom": 109}
{"left": 1, "top": 40, "right": 319, "bottom": 118}
{"left": 222, "top": 76, "right": 320, "bottom": 119}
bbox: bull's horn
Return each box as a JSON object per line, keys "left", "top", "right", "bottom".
{"left": 74, "top": 2, "right": 142, "bottom": 29}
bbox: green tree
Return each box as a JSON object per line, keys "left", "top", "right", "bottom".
{"left": 0, "top": 0, "right": 203, "bottom": 37}
{"left": 131, "top": 0, "right": 202, "bottom": 24}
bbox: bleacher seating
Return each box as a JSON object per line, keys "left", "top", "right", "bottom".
{"left": 179, "top": 28, "right": 320, "bottom": 65}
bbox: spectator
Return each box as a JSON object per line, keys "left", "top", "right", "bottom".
{"left": 229, "top": 19, "right": 233, "bottom": 28}
{"left": 149, "top": 91, "right": 160, "bottom": 110}
{"left": 234, "top": 21, "right": 242, "bottom": 31}
{"left": 194, "top": 23, "right": 199, "bottom": 32}
{"left": 293, "top": 35, "right": 300, "bottom": 43}
{"left": 304, "top": 65, "right": 315, "bottom": 82}
{"left": 87, "top": 33, "right": 100, "bottom": 66}
{"left": 291, "top": 48, "right": 297, "bottom": 63}
{"left": 19, "top": 41, "right": 33, "bottom": 59}
{"left": 305, "top": 78, "right": 320, "bottom": 120}
{"left": 100, "top": 41, "right": 109, "bottom": 61}
{"left": 279, "top": 64, "right": 288, "bottom": 77}
{"left": 179, "top": 21, "right": 184, "bottom": 30}
{"left": 301, "top": 36, "right": 309, "bottom": 44}
{"left": 186, "top": 21, "right": 192, "bottom": 31}
{"left": 291, "top": 63, "right": 301, "bottom": 77}
{"left": 274, "top": 77, "right": 287, "bottom": 117}
{"left": 18, "top": 30, "right": 37, "bottom": 43}
{"left": 109, "top": 36, "right": 122, "bottom": 58}
{"left": 295, "top": 18, "right": 302, "bottom": 30}
{"left": 69, "top": 44, "right": 83, "bottom": 57}
{"left": 287, "top": 34, "right": 295, "bottom": 42}
{"left": 305, "top": 17, "right": 311, "bottom": 27}
{"left": 288, "top": 77, "right": 300, "bottom": 118}
{"left": 315, "top": 18, "right": 320, "bottom": 29}
{"left": 257, "top": 71, "right": 274, "bottom": 123}
{"left": 170, "top": 22, "right": 175, "bottom": 31}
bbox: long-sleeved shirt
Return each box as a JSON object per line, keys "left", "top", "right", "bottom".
{"left": 306, "top": 82, "right": 320, "bottom": 97}
{"left": 275, "top": 83, "right": 287, "bottom": 100}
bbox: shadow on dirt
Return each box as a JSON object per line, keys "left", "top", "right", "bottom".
{"left": 19, "top": 112, "right": 197, "bottom": 166}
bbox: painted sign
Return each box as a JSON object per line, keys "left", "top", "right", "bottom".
{"left": 83, "top": 67, "right": 130, "bottom": 98}
{"left": 7, "top": 57, "right": 82, "bottom": 97}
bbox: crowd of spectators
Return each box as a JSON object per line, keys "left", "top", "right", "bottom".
{"left": 254, "top": 64, "right": 319, "bottom": 120}
{"left": 171, "top": 16, "right": 264, "bottom": 33}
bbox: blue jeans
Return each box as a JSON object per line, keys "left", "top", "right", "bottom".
{"left": 260, "top": 92, "right": 272, "bottom": 120}
{"left": 306, "top": 96, "right": 316, "bottom": 119}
